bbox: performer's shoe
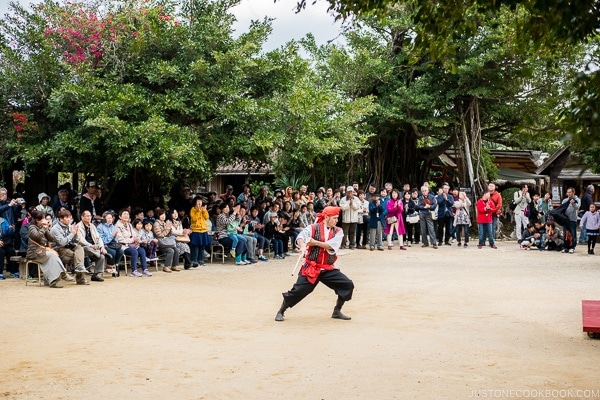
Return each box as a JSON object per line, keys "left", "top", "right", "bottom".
{"left": 331, "top": 310, "right": 351, "bottom": 320}
{"left": 275, "top": 301, "right": 288, "bottom": 322}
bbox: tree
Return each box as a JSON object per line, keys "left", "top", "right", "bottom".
{"left": 299, "top": 5, "right": 577, "bottom": 193}
{"left": 296, "top": 0, "right": 600, "bottom": 172}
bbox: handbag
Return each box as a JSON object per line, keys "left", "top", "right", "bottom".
{"left": 176, "top": 233, "right": 190, "bottom": 243}
{"left": 407, "top": 212, "right": 420, "bottom": 224}
{"left": 157, "top": 235, "right": 176, "bottom": 248}
{"left": 431, "top": 207, "right": 438, "bottom": 221}
{"left": 386, "top": 216, "right": 398, "bottom": 224}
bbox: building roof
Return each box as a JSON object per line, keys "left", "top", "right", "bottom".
{"left": 216, "top": 159, "right": 273, "bottom": 175}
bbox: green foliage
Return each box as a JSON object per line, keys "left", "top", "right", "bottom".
{"left": 273, "top": 172, "right": 312, "bottom": 191}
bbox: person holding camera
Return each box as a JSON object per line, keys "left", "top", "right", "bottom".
{"left": 50, "top": 209, "right": 88, "bottom": 284}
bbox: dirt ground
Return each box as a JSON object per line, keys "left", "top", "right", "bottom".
{"left": 1, "top": 241, "right": 599, "bottom": 400}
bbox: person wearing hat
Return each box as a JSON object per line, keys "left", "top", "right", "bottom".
{"left": 35, "top": 192, "right": 54, "bottom": 218}
{"left": 274, "top": 206, "right": 355, "bottom": 322}
{"left": 339, "top": 186, "right": 361, "bottom": 249}
{"left": 79, "top": 180, "right": 105, "bottom": 221}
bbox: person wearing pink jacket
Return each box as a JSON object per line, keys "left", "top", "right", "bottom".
{"left": 385, "top": 189, "right": 406, "bottom": 250}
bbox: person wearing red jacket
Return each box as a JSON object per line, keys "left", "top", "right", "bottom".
{"left": 476, "top": 191, "right": 497, "bottom": 249}
{"left": 488, "top": 183, "right": 503, "bottom": 239}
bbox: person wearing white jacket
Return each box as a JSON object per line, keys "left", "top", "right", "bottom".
{"left": 339, "top": 186, "right": 361, "bottom": 249}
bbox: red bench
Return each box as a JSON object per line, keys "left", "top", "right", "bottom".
{"left": 582, "top": 300, "right": 600, "bottom": 338}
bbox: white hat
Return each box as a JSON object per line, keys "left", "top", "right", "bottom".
{"left": 38, "top": 192, "right": 50, "bottom": 203}
{"left": 346, "top": 186, "right": 354, "bottom": 193}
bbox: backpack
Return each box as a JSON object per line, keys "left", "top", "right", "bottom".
{"left": 509, "top": 200, "right": 517, "bottom": 211}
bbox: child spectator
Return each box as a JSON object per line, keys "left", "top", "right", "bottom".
{"left": 140, "top": 219, "right": 159, "bottom": 260}
{"left": 580, "top": 204, "right": 600, "bottom": 254}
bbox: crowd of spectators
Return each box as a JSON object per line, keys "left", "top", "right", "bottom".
{"left": 0, "top": 180, "right": 597, "bottom": 284}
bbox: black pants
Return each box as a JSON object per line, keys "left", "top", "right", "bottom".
{"left": 437, "top": 215, "right": 452, "bottom": 244}
{"left": 0, "top": 244, "right": 17, "bottom": 274}
{"left": 282, "top": 268, "right": 354, "bottom": 308}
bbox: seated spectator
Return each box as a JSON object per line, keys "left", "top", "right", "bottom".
{"left": 116, "top": 209, "right": 150, "bottom": 277}
{"left": 153, "top": 209, "right": 181, "bottom": 273}
{"left": 247, "top": 206, "right": 269, "bottom": 261}
{"left": 262, "top": 203, "right": 280, "bottom": 225}
{"left": 237, "top": 184, "right": 252, "bottom": 207}
{"left": 264, "top": 214, "right": 284, "bottom": 259}
{"left": 168, "top": 208, "right": 193, "bottom": 269}
{"left": 215, "top": 203, "right": 248, "bottom": 265}
{"left": 50, "top": 209, "right": 88, "bottom": 284}
{"left": 35, "top": 192, "right": 54, "bottom": 219}
{"left": 140, "top": 219, "right": 159, "bottom": 259}
{"left": 27, "top": 210, "right": 70, "bottom": 288}
{"left": 76, "top": 210, "right": 108, "bottom": 282}
{"left": 0, "top": 214, "right": 18, "bottom": 279}
{"left": 236, "top": 206, "right": 258, "bottom": 263}
{"left": 543, "top": 221, "right": 564, "bottom": 251}
{"left": 97, "top": 211, "right": 124, "bottom": 276}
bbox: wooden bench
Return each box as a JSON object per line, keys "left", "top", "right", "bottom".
{"left": 582, "top": 300, "right": 600, "bottom": 338}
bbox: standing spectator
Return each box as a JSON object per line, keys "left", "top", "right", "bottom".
{"left": 368, "top": 192, "right": 384, "bottom": 251}
{"left": 0, "top": 187, "right": 18, "bottom": 226}
{"left": 561, "top": 187, "right": 581, "bottom": 254}
{"left": 488, "top": 183, "right": 503, "bottom": 239}
{"left": 435, "top": 183, "right": 454, "bottom": 246}
{"left": 580, "top": 203, "right": 599, "bottom": 254}
{"left": 406, "top": 189, "right": 421, "bottom": 245}
{"left": 538, "top": 192, "right": 553, "bottom": 223}
{"left": 416, "top": 186, "right": 438, "bottom": 249}
{"left": 339, "top": 186, "right": 360, "bottom": 249}
{"left": 313, "top": 189, "right": 328, "bottom": 213}
{"left": 79, "top": 181, "right": 105, "bottom": 222}
{"left": 385, "top": 189, "right": 406, "bottom": 250}
{"left": 189, "top": 196, "right": 210, "bottom": 267}
{"left": 514, "top": 184, "right": 531, "bottom": 243}
{"left": 453, "top": 191, "right": 472, "bottom": 248}
{"left": 0, "top": 214, "right": 18, "bottom": 279}
{"left": 355, "top": 190, "right": 370, "bottom": 249}
{"left": 476, "top": 191, "right": 497, "bottom": 249}
{"left": 365, "top": 183, "right": 378, "bottom": 202}
{"left": 579, "top": 184, "right": 595, "bottom": 244}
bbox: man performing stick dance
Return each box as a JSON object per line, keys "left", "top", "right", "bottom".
{"left": 274, "top": 206, "right": 355, "bottom": 322}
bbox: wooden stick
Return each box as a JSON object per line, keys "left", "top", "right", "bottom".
{"left": 290, "top": 252, "right": 304, "bottom": 276}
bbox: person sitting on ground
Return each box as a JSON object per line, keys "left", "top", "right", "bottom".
{"left": 27, "top": 210, "right": 71, "bottom": 288}
{"left": 520, "top": 223, "right": 543, "bottom": 250}
{"left": 543, "top": 221, "right": 564, "bottom": 251}
{"left": 97, "top": 211, "right": 123, "bottom": 276}
{"left": 50, "top": 209, "right": 88, "bottom": 284}
{"left": 76, "top": 210, "right": 108, "bottom": 282}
